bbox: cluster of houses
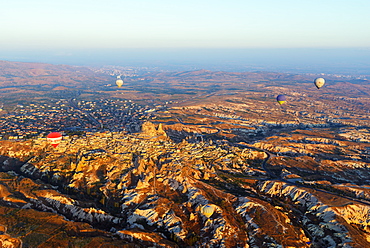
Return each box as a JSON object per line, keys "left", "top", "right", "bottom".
{"left": 0, "top": 99, "right": 153, "bottom": 140}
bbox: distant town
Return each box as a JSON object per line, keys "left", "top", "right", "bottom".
{"left": 0, "top": 98, "right": 158, "bottom": 140}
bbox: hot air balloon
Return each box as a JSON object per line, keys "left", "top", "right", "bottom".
{"left": 314, "top": 77, "right": 325, "bottom": 89}
{"left": 276, "top": 94, "right": 286, "bottom": 105}
{"left": 201, "top": 204, "right": 215, "bottom": 218}
{"left": 116, "top": 76, "right": 124, "bottom": 88}
{"left": 47, "top": 132, "right": 62, "bottom": 148}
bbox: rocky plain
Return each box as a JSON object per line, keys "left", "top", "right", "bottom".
{"left": 0, "top": 61, "right": 369, "bottom": 247}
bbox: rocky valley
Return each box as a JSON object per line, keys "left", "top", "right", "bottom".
{"left": 0, "top": 61, "right": 369, "bottom": 247}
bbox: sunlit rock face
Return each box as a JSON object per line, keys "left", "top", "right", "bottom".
{"left": 0, "top": 65, "right": 370, "bottom": 247}
{"left": 257, "top": 181, "right": 355, "bottom": 247}
{"left": 0, "top": 233, "right": 22, "bottom": 248}
{"left": 1, "top": 125, "right": 369, "bottom": 247}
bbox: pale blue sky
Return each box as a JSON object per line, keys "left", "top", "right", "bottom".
{"left": 1, "top": 0, "right": 370, "bottom": 74}
{"left": 1, "top": 0, "right": 370, "bottom": 50}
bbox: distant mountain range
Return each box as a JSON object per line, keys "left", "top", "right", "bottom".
{"left": 0, "top": 60, "right": 110, "bottom": 88}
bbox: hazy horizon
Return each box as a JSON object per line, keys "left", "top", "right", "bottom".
{"left": 2, "top": 1, "right": 370, "bottom": 75}
{"left": 1, "top": 47, "right": 370, "bottom": 75}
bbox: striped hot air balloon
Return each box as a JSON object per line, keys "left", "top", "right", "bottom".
{"left": 47, "top": 132, "right": 62, "bottom": 148}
